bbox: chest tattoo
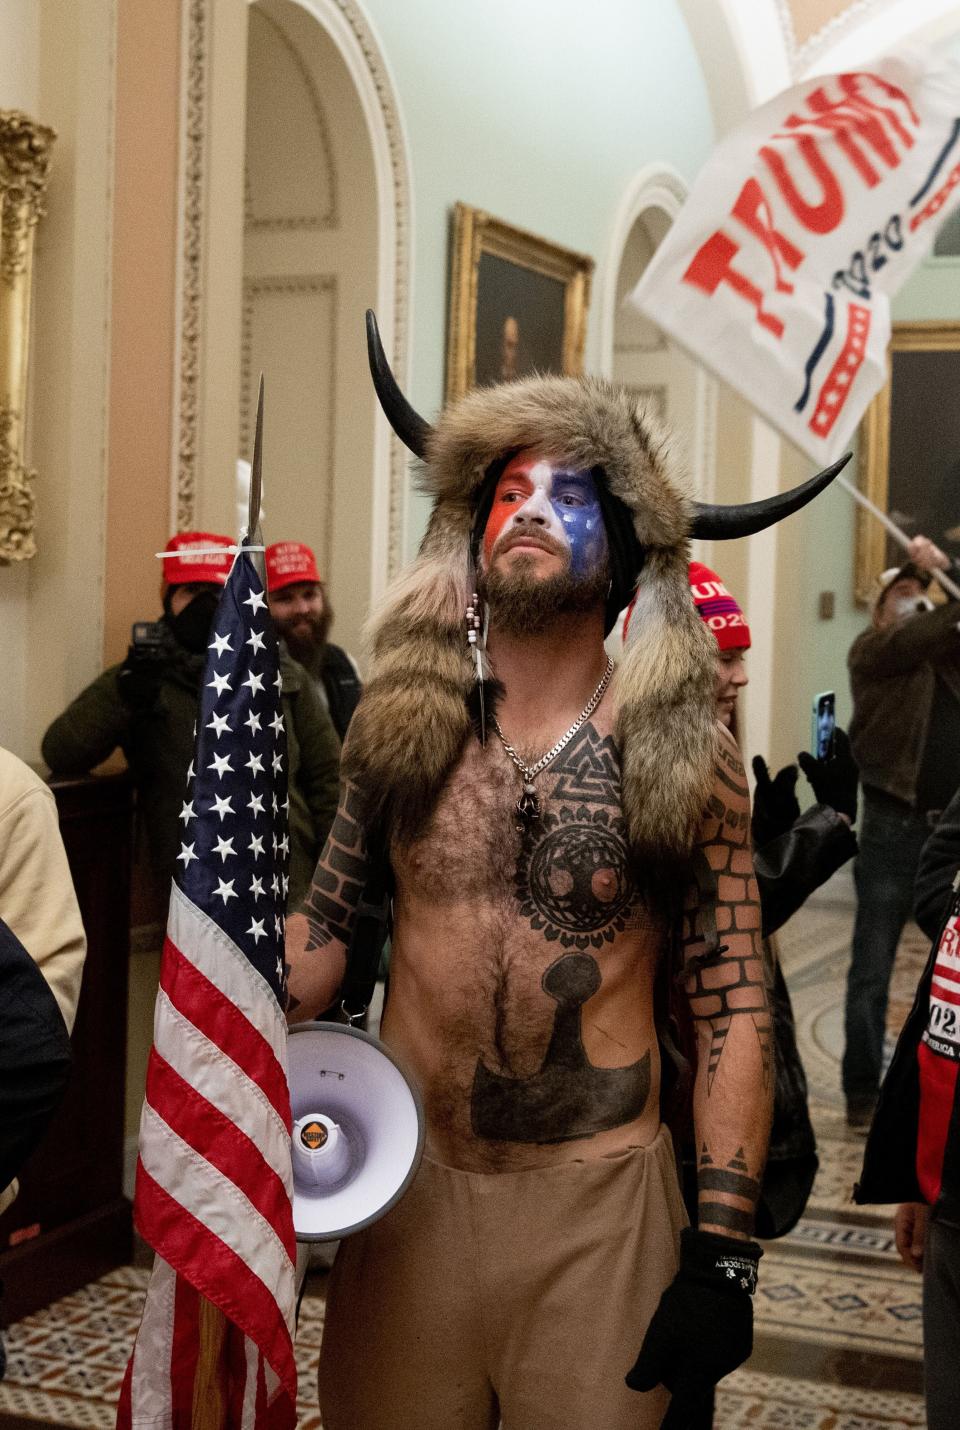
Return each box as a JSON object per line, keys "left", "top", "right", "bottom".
{"left": 549, "top": 723, "right": 621, "bottom": 805}
{"left": 514, "top": 724, "right": 637, "bottom": 950}
{"left": 471, "top": 952, "right": 650, "bottom": 1144}
{"left": 515, "top": 806, "right": 634, "bottom": 949}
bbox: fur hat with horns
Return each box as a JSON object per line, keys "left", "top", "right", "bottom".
{"left": 345, "top": 312, "right": 847, "bottom": 863}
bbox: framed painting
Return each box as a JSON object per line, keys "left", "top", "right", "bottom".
{"left": 0, "top": 110, "right": 55, "bottom": 563}
{"left": 445, "top": 203, "right": 594, "bottom": 402}
{"left": 856, "top": 321, "right": 960, "bottom": 604}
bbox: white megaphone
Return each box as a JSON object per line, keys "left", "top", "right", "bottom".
{"left": 288, "top": 1021, "right": 425, "bottom": 1241}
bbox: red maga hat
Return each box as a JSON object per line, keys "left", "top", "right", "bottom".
{"left": 265, "top": 541, "right": 321, "bottom": 593}
{"left": 161, "top": 532, "right": 233, "bottom": 587}
{"left": 623, "top": 561, "right": 751, "bottom": 650}
{"left": 686, "top": 561, "right": 751, "bottom": 651}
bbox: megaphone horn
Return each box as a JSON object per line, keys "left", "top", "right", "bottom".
{"left": 287, "top": 1021, "right": 425, "bottom": 1242}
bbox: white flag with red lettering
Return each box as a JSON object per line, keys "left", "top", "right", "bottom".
{"left": 629, "top": 52, "right": 960, "bottom": 462}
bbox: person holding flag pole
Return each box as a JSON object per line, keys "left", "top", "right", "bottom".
{"left": 117, "top": 382, "right": 299, "bottom": 1430}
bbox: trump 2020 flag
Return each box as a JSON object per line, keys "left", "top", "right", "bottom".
{"left": 629, "top": 51, "right": 960, "bottom": 463}
{"left": 117, "top": 548, "right": 297, "bottom": 1429}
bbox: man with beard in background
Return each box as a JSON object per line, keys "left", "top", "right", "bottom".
{"left": 843, "top": 535, "right": 960, "bottom": 1128}
{"left": 266, "top": 540, "right": 362, "bottom": 742}
{"left": 42, "top": 532, "right": 341, "bottom": 907}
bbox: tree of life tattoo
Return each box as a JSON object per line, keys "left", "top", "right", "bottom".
{"left": 514, "top": 725, "right": 637, "bottom": 951}
{"left": 285, "top": 782, "right": 367, "bottom": 1013}
{"left": 681, "top": 742, "right": 773, "bottom": 1095}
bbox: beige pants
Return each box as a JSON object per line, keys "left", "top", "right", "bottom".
{"left": 319, "top": 1123, "right": 687, "bottom": 1429}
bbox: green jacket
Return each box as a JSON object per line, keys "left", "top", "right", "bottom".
{"left": 41, "top": 646, "right": 339, "bottom": 908}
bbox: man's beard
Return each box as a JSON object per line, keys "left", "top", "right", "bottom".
{"left": 279, "top": 606, "right": 333, "bottom": 665}
{"left": 481, "top": 553, "right": 610, "bottom": 636}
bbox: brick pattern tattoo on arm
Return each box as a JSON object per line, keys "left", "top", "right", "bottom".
{"left": 301, "top": 782, "right": 369, "bottom": 953}
{"left": 681, "top": 742, "right": 773, "bottom": 1094}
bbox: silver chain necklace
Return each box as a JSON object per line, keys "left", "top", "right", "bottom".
{"left": 493, "top": 656, "right": 615, "bottom": 825}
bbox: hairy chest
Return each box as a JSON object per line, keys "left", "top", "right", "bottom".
{"left": 392, "top": 720, "right": 658, "bottom": 950}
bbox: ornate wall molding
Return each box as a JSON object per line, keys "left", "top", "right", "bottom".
{"left": 172, "top": 0, "right": 209, "bottom": 531}
{"left": 0, "top": 402, "right": 37, "bottom": 562}
{"left": 600, "top": 163, "right": 718, "bottom": 505}
{"left": 176, "top": 0, "right": 411, "bottom": 581}
{"left": 0, "top": 110, "right": 56, "bottom": 564}
{"left": 244, "top": 6, "right": 339, "bottom": 233}
{"left": 240, "top": 272, "right": 338, "bottom": 578}
{"left": 0, "top": 111, "right": 56, "bottom": 286}
{"left": 288, "top": 0, "right": 412, "bottom": 582}
{"left": 238, "top": 274, "right": 335, "bottom": 453}
{"left": 777, "top": 0, "right": 878, "bottom": 75}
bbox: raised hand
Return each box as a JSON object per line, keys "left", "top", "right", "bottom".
{"left": 750, "top": 755, "right": 799, "bottom": 847}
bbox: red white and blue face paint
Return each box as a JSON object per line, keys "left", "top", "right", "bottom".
{"left": 482, "top": 452, "right": 608, "bottom": 578}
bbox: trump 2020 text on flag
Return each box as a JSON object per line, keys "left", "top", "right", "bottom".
{"left": 629, "top": 52, "right": 960, "bottom": 464}
{"left": 117, "top": 549, "right": 298, "bottom": 1430}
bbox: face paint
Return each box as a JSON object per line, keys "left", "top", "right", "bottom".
{"left": 483, "top": 452, "right": 608, "bottom": 577}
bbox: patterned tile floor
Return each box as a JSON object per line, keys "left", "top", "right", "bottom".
{"left": 0, "top": 1267, "right": 326, "bottom": 1429}
{"left": 0, "top": 867, "right": 931, "bottom": 1427}
{"left": 715, "top": 868, "right": 927, "bottom": 1428}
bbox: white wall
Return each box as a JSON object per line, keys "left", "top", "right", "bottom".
{"left": 0, "top": 0, "right": 40, "bottom": 108}
{"left": 355, "top": 0, "right": 716, "bottom": 554}
{"left": 3, "top": 2, "right": 115, "bottom": 766}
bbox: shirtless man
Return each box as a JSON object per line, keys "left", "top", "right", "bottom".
{"left": 284, "top": 319, "right": 840, "bottom": 1429}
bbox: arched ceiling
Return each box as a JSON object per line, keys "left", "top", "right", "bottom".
{"left": 678, "top": 0, "right": 960, "bottom": 123}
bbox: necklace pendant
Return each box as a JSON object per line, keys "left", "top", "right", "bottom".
{"left": 516, "top": 781, "right": 540, "bottom": 824}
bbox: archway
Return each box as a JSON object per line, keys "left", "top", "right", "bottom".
{"left": 242, "top": 0, "right": 411, "bottom": 661}
{"left": 603, "top": 165, "right": 719, "bottom": 516}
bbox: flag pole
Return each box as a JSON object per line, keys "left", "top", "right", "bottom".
{"left": 244, "top": 374, "right": 266, "bottom": 582}
{"left": 836, "top": 472, "right": 960, "bottom": 601}
{"left": 188, "top": 375, "right": 266, "bottom": 1430}
{"left": 191, "top": 1298, "right": 228, "bottom": 1428}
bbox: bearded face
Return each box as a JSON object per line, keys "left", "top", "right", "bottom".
{"left": 479, "top": 452, "right": 610, "bottom": 633}
{"left": 267, "top": 580, "right": 332, "bottom": 663}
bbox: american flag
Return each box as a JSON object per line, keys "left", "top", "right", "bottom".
{"left": 117, "top": 549, "right": 298, "bottom": 1429}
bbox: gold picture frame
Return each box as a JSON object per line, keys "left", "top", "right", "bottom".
{"left": 856, "top": 320, "right": 960, "bottom": 605}
{"left": 445, "top": 203, "right": 594, "bottom": 403}
{"left": 0, "top": 109, "right": 56, "bottom": 564}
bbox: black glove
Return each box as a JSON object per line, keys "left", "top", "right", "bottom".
{"left": 626, "top": 1228, "right": 761, "bottom": 1428}
{"left": 797, "top": 726, "right": 858, "bottom": 824}
{"left": 116, "top": 646, "right": 164, "bottom": 711}
{"left": 750, "top": 755, "right": 800, "bottom": 847}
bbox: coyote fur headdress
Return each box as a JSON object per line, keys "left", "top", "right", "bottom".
{"left": 346, "top": 312, "right": 845, "bottom": 863}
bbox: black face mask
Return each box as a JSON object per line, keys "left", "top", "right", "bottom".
{"left": 167, "top": 589, "right": 220, "bottom": 653}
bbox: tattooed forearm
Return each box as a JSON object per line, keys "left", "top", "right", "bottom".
{"left": 682, "top": 745, "right": 772, "bottom": 1092}
{"left": 699, "top": 1203, "right": 755, "bottom": 1234}
{"left": 302, "top": 782, "right": 368, "bottom": 952}
{"left": 284, "top": 781, "right": 370, "bottom": 1023}
{"left": 682, "top": 733, "right": 773, "bottom": 1238}
{"left": 684, "top": 916, "right": 770, "bottom": 1091}
{"left": 698, "top": 1145, "right": 761, "bottom": 1237}
{"left": 699, "top": 1162, "right": 761, "bottom": 1201}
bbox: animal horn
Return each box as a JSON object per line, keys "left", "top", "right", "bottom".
{"left": 690, "top": 452, "right": 851, "bottom": 540}
{"left": 366, "top": 309, "right": 433, "bottom": 460}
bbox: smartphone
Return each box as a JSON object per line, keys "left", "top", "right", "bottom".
{"left": 811, "top": 690, "right": 836, "bottom": 760}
